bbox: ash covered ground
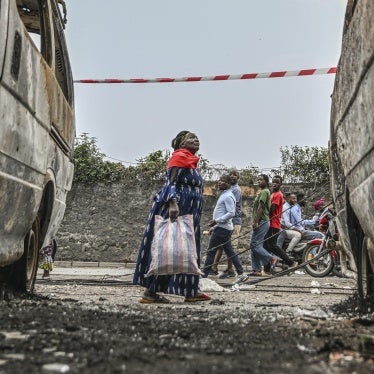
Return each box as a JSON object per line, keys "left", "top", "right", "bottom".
{"left": 1, "top": 266, "right": 373, "bottom": 373}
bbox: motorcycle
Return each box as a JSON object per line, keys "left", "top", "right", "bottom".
{"left": 280, "top": 237, "right": 309, "bottom": 266}
{"left": 276, "top": 209, "right": 338, "bottom": 277}
{"left": 301, "top": 208, "right": 339, "bottom": 277}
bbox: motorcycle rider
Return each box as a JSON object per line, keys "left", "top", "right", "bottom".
{"left": 277, "top": 193, "right": 303, "bottom": 252}
{"left": 312, "top": 198, "right": 326, "bottom": 230}
{"left": 290, "top": 194, "right": 324, "bottom": 240}
{"left": 264, "top": 176, "right": 297, "bottom": 270}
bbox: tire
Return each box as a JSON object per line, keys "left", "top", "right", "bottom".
{"left": 9, "top": 217, "right": 40, "bottom": 292}
{"left": 358, "top": 237, "right": 374, "bottom": 311}
{"left": 302, "top": 244, "right": 334, "bottom": 278}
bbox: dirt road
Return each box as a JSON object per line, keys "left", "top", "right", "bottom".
{"left": 1, "top": 264, "right": 373, "bottom": 373}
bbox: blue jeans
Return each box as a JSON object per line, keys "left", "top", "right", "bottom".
{"left": 303, "top": 230, "right": 324, "bottom": 240}
{"left": 203, "top": 227, "right": 244, "bottom": 276}
{"left": 250, "top": 220, "right": 273, "bottom": 272}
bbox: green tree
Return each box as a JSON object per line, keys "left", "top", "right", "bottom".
{"left": 279, "top": 145, "right": 329, "bottom": 184}
{"left": 73, "top": 133, "right": 126, "bottom": 183}
{"left": 136, "top": 150, "right": 170, "bottom": 181}
{"left": 72, "top": 134, "right": 213, "bottom": 184}
{"left": 240, "top": 165, "right": 261, "bottom": 185}
{"left": 73, "top": 134, "right": 329, "bottom": 186}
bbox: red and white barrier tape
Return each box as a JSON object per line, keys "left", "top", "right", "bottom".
{"left": 74, "top": 67, "right": 336, "bottom": 84}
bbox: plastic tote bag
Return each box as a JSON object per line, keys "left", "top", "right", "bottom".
{"left": 147, "top": 215, "right": 204, "bottom": 276}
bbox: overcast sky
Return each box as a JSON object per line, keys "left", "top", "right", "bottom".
{"left": 65, "top": 0, "right": 346, "bottom": 169}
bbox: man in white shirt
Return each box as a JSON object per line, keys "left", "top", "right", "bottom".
{"left": 203, "top": 174, "right": 247, "bottom": 284}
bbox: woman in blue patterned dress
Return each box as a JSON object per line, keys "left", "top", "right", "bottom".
{"left": 133, "top": 131, "right": 210, "bottom": 303}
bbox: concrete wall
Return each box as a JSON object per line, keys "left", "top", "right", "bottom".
{"left": 56, "top": 181, "right": 331, "bottom": 263}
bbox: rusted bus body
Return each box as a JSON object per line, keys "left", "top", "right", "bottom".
{"left": 330, "top": 0, "right": 374, "bottom": 306}
{"left": 0, "top": 0, "right": 74, "bottom": 291}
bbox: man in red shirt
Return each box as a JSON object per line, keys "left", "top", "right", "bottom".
{"left": 264, "top": 176, "right": 297, "bottom": 272}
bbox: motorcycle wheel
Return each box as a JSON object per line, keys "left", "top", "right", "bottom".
{"left": 302, "top": 245, "right": 334, "bottom": 277}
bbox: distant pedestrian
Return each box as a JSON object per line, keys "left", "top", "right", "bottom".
{"left": 264, "top": 176, "right": 297, "bottom": 272}
{"left": 203, "top": 174, "right": 247, "bottom": 284}
{"left": 248, "top": 174, "right": 278, "bottom": 276}
{"left": 211, "top": 169, "right": 242, "bottom": 279}
{"left": 39, "top": 239, "right": 57, "bottom": 279}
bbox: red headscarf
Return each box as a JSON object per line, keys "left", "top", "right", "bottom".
{"left": 314, "top": 198, "right": 326, "bottom": 210}
{"left": 167, "top": 148, "right": 200, "bottom": 169}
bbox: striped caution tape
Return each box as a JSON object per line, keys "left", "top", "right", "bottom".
{"left": 74, "top": 67, "right": 337, "bottom": 84}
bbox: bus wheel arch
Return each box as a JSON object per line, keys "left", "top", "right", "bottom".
{"left": 37, "top": 176, "right": 56, "bottom": 245}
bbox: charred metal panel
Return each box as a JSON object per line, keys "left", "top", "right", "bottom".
{"left": 330, "top": 0, "right": 374, "bottom": 257}
{"left": 0, "top": 85, "right": 45, "bottom": 264}
{"left": 47, "top": 0, "right": 75, "bottom": 150}
{"left": 335, "top": 64, "right": 374, "bottom": 176}
{"left": 329, "top": 140, "right": 353, "bottom": 260}
{"left": 0, "top": 0, "right": 10, "bottom": 78}
{"left": 3, "top": 0, "right": 50, "bottom": 124}
{"left": 331, "top": 0, "right": 374, "bottom": 129}
{"left": 11, "top": 30, "right": 22, "bottom": 80}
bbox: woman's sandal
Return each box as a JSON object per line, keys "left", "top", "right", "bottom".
{"left": 139, "top": 293, "right": 171, "bottom": 304}
{"left": 184, "top": 292, "right": 211, "bottom": 302}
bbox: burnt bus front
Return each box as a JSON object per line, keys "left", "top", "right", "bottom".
{"left": 0, "top": 0, "right": 75, "bottom": 292}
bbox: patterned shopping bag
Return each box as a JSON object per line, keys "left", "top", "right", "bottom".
{"left": 147, "top": 215, "right": 203, "bottom": 276}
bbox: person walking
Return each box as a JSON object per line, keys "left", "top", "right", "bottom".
{"left": 211, "top": 169, "right": 242, "bottom": 279}
{"left": 248, "top": 174, "right": 278, "bottom": 276}
{"left": 203, "top": 174, "right": 247, "bottom": 284}
{"left": 39, "top": 239, "right": 57, "bottom": 279}
{"left": 133, "top": 131, "right": 210, "bottom": 303}
{"left": 264, "top": 176, "right": 297, "bottom": 272}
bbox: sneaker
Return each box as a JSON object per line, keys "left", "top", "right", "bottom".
{"left": 234, "top": 273, "right": 249, "bottom": 284}
{"left": 218, "top": 270, "right": 236, "bottom": 279}
{"left": 207, "top": 269, "right": 218, "bottom": 276}
{"left": 270, "top": 257, "right": 278, "bottom": 272}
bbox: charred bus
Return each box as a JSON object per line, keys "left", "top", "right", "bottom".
{"left": 330, "top": 0, "right": 374, "bottom": 309}
{"left": 0, "top": 0, "right": 74, "bottom": 292}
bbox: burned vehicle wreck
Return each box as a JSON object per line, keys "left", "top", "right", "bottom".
{"left": 330, "top": 0, "right": 374, "bottom": 309}
{"left": 0, "top": 0, "right": 74, "bottom": 292}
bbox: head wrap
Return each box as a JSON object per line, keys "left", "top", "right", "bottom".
{"left": 171, "top": 131, "right": 191, "bottom": 150}
{"left": 314, "top": 198, "right": 326, "bottom": 210}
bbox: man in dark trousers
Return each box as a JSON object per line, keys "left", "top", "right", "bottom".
{"left": 264, "top": 176, "right": 297, "bottom": 273}
{"left": 211, "top": 169, "right": 243, "bottom": 278}
{"left": 203, "top": 174, "right": 247, "bottom": 284}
